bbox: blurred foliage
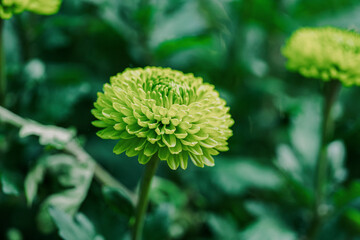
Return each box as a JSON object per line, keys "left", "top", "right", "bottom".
{"left": 2, "top": 0, "right": 360, "bottom": 239}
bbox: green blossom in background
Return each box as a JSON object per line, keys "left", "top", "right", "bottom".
{"left": 282, "top": 27, "right": 360, "bottom": 86}
{"left": 0, "top": 0, "right": 62, "bottom": 19}
{"left": 92, "top": 67, "right": 234, "bottom": 170}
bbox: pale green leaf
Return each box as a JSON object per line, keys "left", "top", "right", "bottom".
{"left": 240, "top": 216, "right": 296, "bottom": 240}
{"left": 328, "top": 140, "right": 347, "bottom": 184}
{"left": 49, "top": 207, "right": 105, "bottom": 240}
{"left": 24, "top": 154, "right": 94, "bottom": 233}
{"left": 1, "top": 172, "right": 21, "bottom": 196}
{"left": 211, "top": 157, "right": 283, "bottom": 195}
{"left": 19, "top": 122, "right": 75, "bottom": 149}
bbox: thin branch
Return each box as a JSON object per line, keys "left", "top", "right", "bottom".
{"left": 0, "top": 105, "right": 137, "bottom": 204}
{"left": 0, "top": 105, "right": 27, "bottom": 127}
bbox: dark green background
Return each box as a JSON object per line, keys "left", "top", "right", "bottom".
{"left": 2, "top": 0, "right": 360, "bottom": 239}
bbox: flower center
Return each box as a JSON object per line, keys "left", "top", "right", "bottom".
{"left": 143, "top": 76, "right": 192, "bottom": 106}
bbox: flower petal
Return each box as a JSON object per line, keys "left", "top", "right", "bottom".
{"left": 167, "top": 154, "right": 179, "bottom": 170}
{"left": 144, "top": 142, "right": 158, "bottom": 157}
{"left": 113, "top": 140, "right": 132, "bottom": 154}
{"left": 158, "top": 147, "right": 170, "bottom": 160}
{"left": 163, "top": 134, "right": 176, "bottom": 148}
{"left": 138, "top": 151, "right": 152, "bottom": 164}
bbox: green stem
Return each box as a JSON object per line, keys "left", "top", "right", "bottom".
{"left": 132, "top": 155, "right": 160, "bottom": 240}
{"left": 307, "top": 80, "right": 341, "bottom": 239}
{"left": 0, "top": 19, "right": 5, "bottom": 106}
{"left": 317, "top": 81, "right": 341, "bottom": 206}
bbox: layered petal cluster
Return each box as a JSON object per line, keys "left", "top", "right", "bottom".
{"left": 282, "top": 27, "right": 360, "bottom": 86}
{"left": 92, "top": 67, "right": 234, "bottom": 170}
{"left": 0, "top": 0, "right": 61, "bottom": 19}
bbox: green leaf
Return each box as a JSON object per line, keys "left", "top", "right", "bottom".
{"left": 328, "top": 140, "right": 347, "bottom": 184}
{"left": 240, "top": 216, "right": 296, "bottom": 240}
{"left": 289, "top": 97, "right": 321, "bottom": 167}
{"left": 49, "top": 207, "right": 105, "bottom": 240}
{"left": 1, "top": 171, "right": 21, "bottom": 196}
{"left": 5, "top": 228, "right": 23, "bottom": 240}
{"left": 211, "top": 157, "right": 283, "bottom": 195}
{"left": 334, "top": 181, "right": 360, "bottom": 208}
{"left": 275, "top": 144, "right": 314, "bottom": 207}
{"left": 19, "top": 122, "right": 75, "bottom": 149}
{"left": 143, "top": 204, "right": 177, "bottom": 240}
{"left": 275, "top": 144, "right": 302, "bottom": 182}
{"left": 24, "top": 159, "right": 46, "bottom": 206}
{"left": 241, "top": 202, "right": 296, "bottom": 240}
{"left": 155, "top": 36, "right": 212, "bottom": 59}
{"left": 150, "top": 1, "right": 207, "bottom": 49}
{"left": 24, "top": 154, "right": 94, "bottom": 233}
{"left": 207, "top": 214, "right": 239, "bottom": 240}
{"left": 341, "top": 208, "right": 360, "bottom": 234}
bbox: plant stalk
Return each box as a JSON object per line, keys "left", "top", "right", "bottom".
{"left": 307, "top": 80, "right": 341, "bottom": 239}
{"left": 132, "top": 155, "right": 160, "bottom": 240}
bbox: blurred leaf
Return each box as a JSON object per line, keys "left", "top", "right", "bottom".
{"left": 19, "top": 123, "right": 75, "bottom": 149}
{"left": 96, "top": 0, "right": 136, "bottom": 38}
{"left": 334, "top": 181, "right": 360, "bottom": 208}
{"left": 341, "top": 207, "right": 360, "bottom": 234}
{"left": 24, "top": 154, "right": 94, "bottom": 233}
{"left": 24, "top": 159, "right": 46, "bottom": 205}
{"left": 240, "top": 24, "right": 269, "bottom": 77}
{"left": 315, "top": 4, "right": 360, "bottom": 28}
{"left": 241, "top": 201, "right": 297, "bottom": 239}
{"left": 244, "top": 201, "right": 270, "bottom": 217}
{"left": 1, "top": 171, "right": 21, "bottom": 196}
{"left": 6, "top": 228, "right": 23, "bottom": 240}
{"left": 207, "top": 214, "right": 239, "bottom": 240}
{"left": 49, "top": 207, "right": 104, "bottom": 240}
{"left": 275, "top": 144, "right": 314, "bottom": 207}
{"left": 328, "top": 140, "right": 347, "bottom": 184}
{"left": 274, "top": 97, "right": 323, "bottom": 199}
{"left": 242, "top": 201, "right": 296, "bottom": 240}
{"left": 211, "top": 158, "right": 283, "bottom": 195}
{"left": 290, "top": 97, "right": 321, "bottom": 167}
{"left": 150, "top": 177, "right": 187, "bottom": 208}
{"left": 101, "top": 186, "right": 134, "bottom": 217}
{"left": 150, "top": 1, "right": 207, "bottom": 49}
{"left": 240, "top": 216, "right": 296, "bottom": 240}
{"left": 143, "top": 204, "right": 174, "bottom": 240}
{"left": 275, "top": 144, "right": 302, "bottom": 182}
{"left": 286, "top": 178, "right": 313, "bottom": 208}
{"left": 155, "top": 35, "right": 212, "bottom": 60}
{"left": 143, "top": 179, "right": 190, "bottom": 239}
{"left": 133, "top": 5, "right": 155, "bottom": 33}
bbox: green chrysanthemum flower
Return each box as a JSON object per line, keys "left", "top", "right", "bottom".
{"left": 0, "top": 0, "right": 62, "bottom": 19}
{"left": 92, "top": 67, "right": 234, "bottom": 170}
{"left": 282, "top": 27, "right": 360, "bottom": 86}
